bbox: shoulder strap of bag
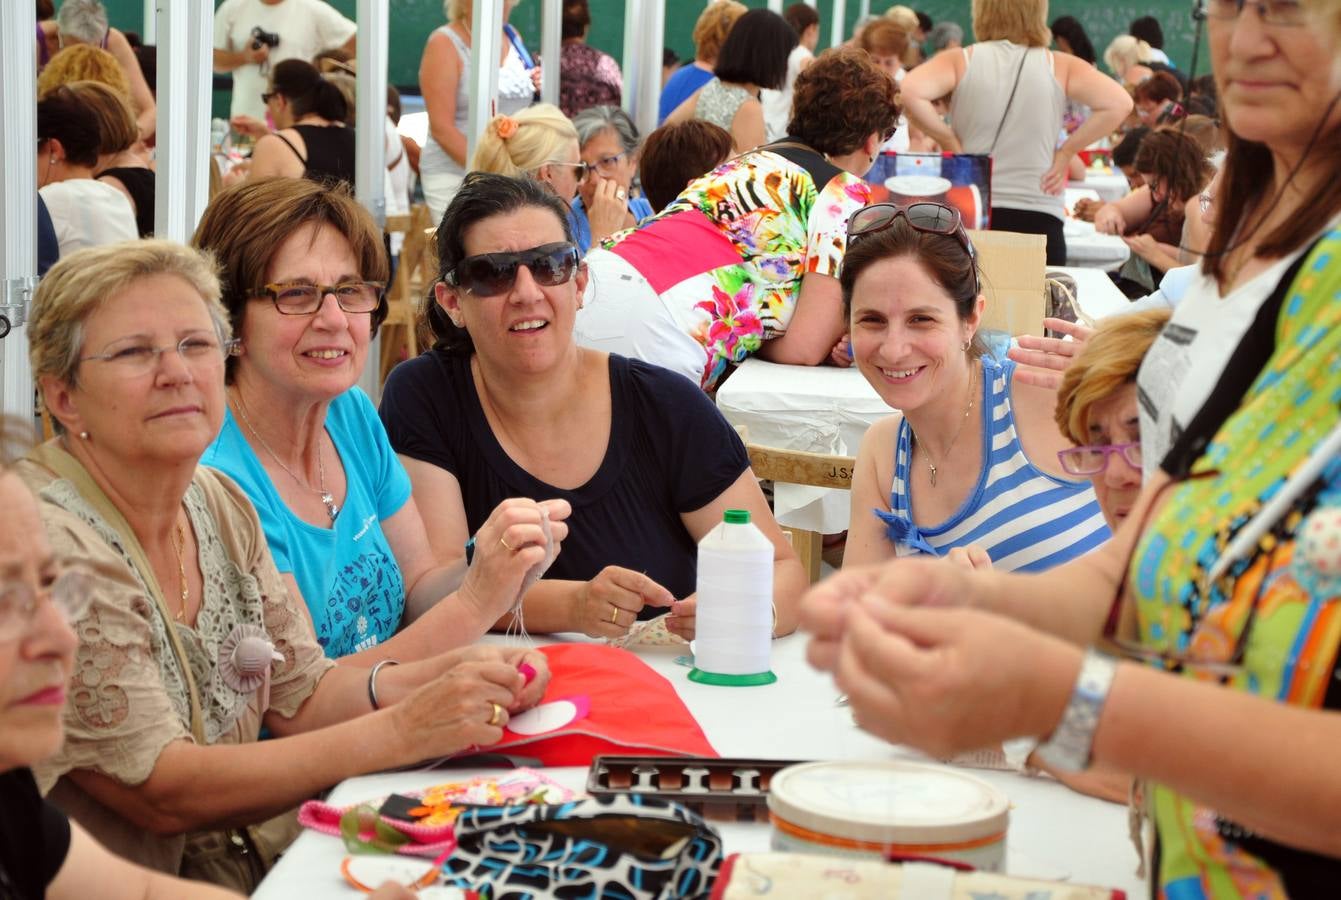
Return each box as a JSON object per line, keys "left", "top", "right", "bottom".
{"left": 989, "top": 48, "right": 1031, "bottom": 155}
{"left": 28, "top": 442, "right": 207, "bottom": 743}
{"left": 503, "top": 24, "right": 534, "bottom": 69}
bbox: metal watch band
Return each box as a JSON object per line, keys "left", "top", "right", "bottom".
{"left": 1034, "top": 649, "right": 1119, "bottom": 772}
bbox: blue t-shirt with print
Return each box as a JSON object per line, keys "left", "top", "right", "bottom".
{"left": 202, "top": 388, "right": 411, "bottom": 657}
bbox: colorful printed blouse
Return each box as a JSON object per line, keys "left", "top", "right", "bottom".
{"left": 1130, "top": 228, "right": 1341, "bottom": 898}
{"left": 603, "top": 143, "right": 871, "bottom": 389}
{"left": 559, "top": 42, "right": 622, "bottom": 118}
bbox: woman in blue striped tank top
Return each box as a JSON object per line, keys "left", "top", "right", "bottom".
{"left": 840, "top": 203, "right": 1110, "bottom": 572}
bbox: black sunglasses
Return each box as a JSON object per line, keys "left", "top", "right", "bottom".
{"left": 445, "top": 242, "right": 581, "bottom": 297}
{"left": 847, "top": 202, "right": 981, "bottom": 297}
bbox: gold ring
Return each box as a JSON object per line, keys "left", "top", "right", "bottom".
{"left": 487, "top": 701, "right": 504, "bottom": 727}
{"left": 499, "top": 536, "right": 515, "bottom": 552}
{"left": 608, "top": 606, "right": 620, "bottom": 625}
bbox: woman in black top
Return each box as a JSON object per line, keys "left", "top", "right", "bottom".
{"left": 243, "top": 59, "right": 355, "bottom": 189}
{"left": 380, "top": 174, "right": 806, "bottom": 642}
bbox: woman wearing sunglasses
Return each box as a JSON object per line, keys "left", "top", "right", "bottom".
{"left": 804, "top": 2, "right": 1341, "bottom": 893}
{"left": 840, "top": 202, "right": 1110, "bottom": 573}
{"left": 575, "top": 48, "right": 900, "bottom": 390}
{"left": 196, "top": 178, "right": 568, "bottom": 663}
{"left": 470, "top": 104, "right": 630, "bottom": 251}
{"left": 380, "top": 173, "right": 806, "bottom": 642}
{"left": 17, "top": 240, "right": 547, "bottom": 890}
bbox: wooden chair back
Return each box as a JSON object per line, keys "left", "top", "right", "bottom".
{"left": 742, "top": 436, "right": 855, "bottom": 583}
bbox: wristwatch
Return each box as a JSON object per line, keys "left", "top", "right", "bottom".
{"left": 1034, "top": 649, "right": 1119, "bottom": 772}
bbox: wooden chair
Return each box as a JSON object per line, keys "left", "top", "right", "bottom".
{"left": 379, "top": 202, "right": 436, "bottom": 386}
{"left": 744, "top": 441, "right": 855, "bottom": 583}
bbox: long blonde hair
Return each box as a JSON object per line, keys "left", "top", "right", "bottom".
{"left": 469, "top": 104, "right": 579, "bottom": 178}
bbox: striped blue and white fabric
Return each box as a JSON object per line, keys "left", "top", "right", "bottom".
{"left": 875, "top": 356, "right": 1110, "bottom": 572}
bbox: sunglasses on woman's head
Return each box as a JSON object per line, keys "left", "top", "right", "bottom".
{"left": 445, "top": 242, "right": 580, "bottom": 297}
{"left": 847, "top": 202, "right": 981, "bottom": 296}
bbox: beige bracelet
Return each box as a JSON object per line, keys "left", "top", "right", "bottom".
{"left": 367, "top": 658, "right": 400, "bottom": 710}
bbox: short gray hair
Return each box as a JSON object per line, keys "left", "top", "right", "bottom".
{"left": 56, "top": 0, "right": 109, "bottom": 46}
{"left": 928, "top": 21, "right": 963, "bottom": 51}
{"left": 572, "top": 105, "right": 640, "bottom": 154}
{"left": 28, "top": 240, "right": 228, "bottom": 409}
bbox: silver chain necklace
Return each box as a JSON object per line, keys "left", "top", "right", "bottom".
{"left": 909, "top": 365, "right": 977, "bottom": 488}
{"left": 231, "top": 392, "right": 340, "bottom": 522}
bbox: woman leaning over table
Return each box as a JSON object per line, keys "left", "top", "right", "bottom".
{"left": 899, "top": 0, "right": 1133, "bottom": 265}
{"left": 195, "top": 178, "right": 569, "bottom": 662}
{"left": 380, "top": 173, "right": 806, "bottom": 641}
{"left": 574, "top": 48, "right": 900, "bottom": 390}
{"left": 840, "top": 203, "right": 1109, "bottom": 574}
{"left": 803, "top": 1, "right": 1341, "bottom": 893}
{"left": 18, "top": 240, "right": 548, "bottom": 888}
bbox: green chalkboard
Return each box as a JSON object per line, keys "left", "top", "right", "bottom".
{"left": 92, "top": 0, "right": 1212, "bottom": 115}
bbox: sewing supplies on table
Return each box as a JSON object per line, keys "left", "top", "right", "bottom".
{"left": 689, "top": 509, "right": 776, "bottom": 686}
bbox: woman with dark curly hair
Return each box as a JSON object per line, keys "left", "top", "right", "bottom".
{"left": 574, "top": 48, "right": 899, "bottom": 389}
{"left": 1094, "top": 129, "right": 1214, "bottom": 284}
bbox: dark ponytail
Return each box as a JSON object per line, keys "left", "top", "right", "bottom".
{"left": 270, "top": 58, "right": 348, "bottom": 123}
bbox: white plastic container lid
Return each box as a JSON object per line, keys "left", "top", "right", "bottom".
{"left": 768, "top": 760, "right": 1010, "bottom": 846}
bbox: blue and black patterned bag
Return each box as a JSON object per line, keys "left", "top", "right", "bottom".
{"left": 443, "top": 795, "right": 723, "bottom": 900}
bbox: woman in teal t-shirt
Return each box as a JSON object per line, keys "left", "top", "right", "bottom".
{"left": 195, "top": 177, "right": 569, "bottom": 662}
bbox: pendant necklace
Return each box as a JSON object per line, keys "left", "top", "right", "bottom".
{"left": 170, "top": 518, "right": 190, "bottom": 621}
{"left": 910, "top": 365, "right": 977, "bottom": 488}
{"left": 232, "top": 392, "right": 340, "bottom": 522}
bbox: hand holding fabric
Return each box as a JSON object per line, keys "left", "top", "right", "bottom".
{"left": 459, "top": 498, "right": 570, "bottom": 622}
{"left": 574, "top": 566, "right": 674, "bottom": 639}
{"left": 390, "top": 659, "right": 524, "bottom": 758}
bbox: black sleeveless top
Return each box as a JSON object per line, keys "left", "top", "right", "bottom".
{"left": 274, "top": 124, "right": 356, "bottom": 190}
{"left": 96, "top": 166, "right": 156, "bottom": 237}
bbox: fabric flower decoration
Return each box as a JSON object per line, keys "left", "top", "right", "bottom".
{"left": 494, "top": 115, "right": 519, "bottom": 140}
{"left": 219, "top": 623, "right": 284, "bottom": 712}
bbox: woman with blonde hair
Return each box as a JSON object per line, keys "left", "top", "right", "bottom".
{"left": 469, "top": 104, "right": 616, "bottom": 236}
{"left": 38, "top": 0, "right": 156, "bottom": 139}
{"left": 900, "top": 0, "right": 1132, "bottom": 264}
{"left": 35, "top": 44, "right": 129, "bottom": 100}
{"left": 1103, "top": 34, "right": 1155, "bottom": 87}
{"left": 419, "top": 0, "right": 539, "bottom": 220}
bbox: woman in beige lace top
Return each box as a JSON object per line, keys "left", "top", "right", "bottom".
{"left": 16, "top": 240, "right": 550, "bottom": 887}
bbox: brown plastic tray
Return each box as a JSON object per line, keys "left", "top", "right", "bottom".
{"left": 587, "top": 755, "right": 806, "bottom": 822}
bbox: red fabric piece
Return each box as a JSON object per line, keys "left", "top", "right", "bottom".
{"left": 485, "top": 643, "right": 717, "bottom": 766}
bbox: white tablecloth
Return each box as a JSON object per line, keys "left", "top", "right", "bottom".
{"left": 1065, "top": 218, "right": 1131, "bottom": 271}
{"left": 716, "top": 361, "right": 893, "bottom": 534}
{"left": 1049, "top": 266, "right": 1130, "bottom": 321}
{"left": 254, "top": 635, "right": 1145, "bottom": 898}
{"left": 1075, "top": 170, "right": 1130, "bottom": 202}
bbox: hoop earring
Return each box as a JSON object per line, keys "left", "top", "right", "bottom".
{"left": 961, "top": 340, "right": 971, "bottom": 352}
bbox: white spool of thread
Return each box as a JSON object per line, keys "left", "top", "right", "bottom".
{"left": 689, "top": 508, "right": 776, "bottom": 686}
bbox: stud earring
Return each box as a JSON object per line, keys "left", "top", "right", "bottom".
{"left": 78, "top": 431, "right": 90, "bottom": 440}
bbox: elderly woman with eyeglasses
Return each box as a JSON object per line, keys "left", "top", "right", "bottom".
{"left": 570, "top": 105, "right": 654, "bottom": 255}
{"left": 195, "top": 178, "right": 568, "bottom": 663}
{"left": 840, "top": 203, "right": 1109, "bottom": 574}
{"left": 380, "top": 173, "right": 806, "bottom": 642}
{"left": 803, "top": 1, "right": 1341, "bottom": 892}
{"left": 16, "top": 240, "right": 549, "bottom": 889}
